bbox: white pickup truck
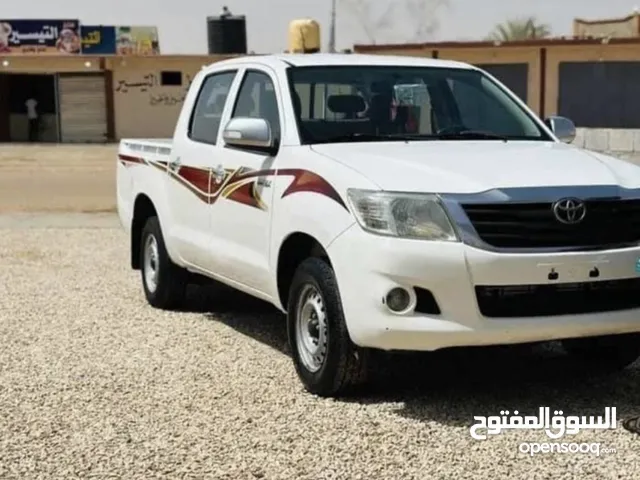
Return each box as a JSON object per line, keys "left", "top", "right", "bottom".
{"left": 117, "top": 53, "right": 640, "bottom": 397}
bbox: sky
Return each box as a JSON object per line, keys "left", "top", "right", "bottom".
{"left": 4, "top": 0, "right": 640, "bottom": 54}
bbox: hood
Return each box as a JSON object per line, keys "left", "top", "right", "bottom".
{"left": 311, "top": 141, "right": 640, "bottom": 193}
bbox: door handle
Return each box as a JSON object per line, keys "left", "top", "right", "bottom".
{"left": 212, "top": 164, "right": 226, "bottom": 183}
{"left": 168, "top": 157, "right": 181, "bottom": 171}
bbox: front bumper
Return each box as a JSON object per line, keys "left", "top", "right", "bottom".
{"left": 327, "top": 224, "right": 640, "bottom": 351}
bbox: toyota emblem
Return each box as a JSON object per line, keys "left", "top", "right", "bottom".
{"left": 552, "top": 197, "right": 587, "bottom": 224}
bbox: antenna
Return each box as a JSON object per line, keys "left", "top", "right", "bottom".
{"left": 328, "top": 0, "right": 337, "bottom": 52}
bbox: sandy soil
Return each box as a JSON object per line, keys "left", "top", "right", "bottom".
{"left": 1, "top": 146, "right": 640, "bottom": 478}
{"left": 0, "top": 226, "right": 638, "bottom": 478}
{"left": 0, "top": 144, "right": 118, "bottom": 213}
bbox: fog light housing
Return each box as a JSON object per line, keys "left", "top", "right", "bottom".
{"left": 385, "top": 287, "right": 412, "bottom": 313}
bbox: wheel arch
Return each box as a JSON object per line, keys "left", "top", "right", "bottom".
{"left": 276, "top": 231, "right": 332, "bottom": 312}
{"left": 130, "top": 193, "right": 158, "bottom": 270}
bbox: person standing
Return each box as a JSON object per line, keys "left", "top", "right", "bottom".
{"left": 25, "top": 95, "right": 39, "bottom": 142}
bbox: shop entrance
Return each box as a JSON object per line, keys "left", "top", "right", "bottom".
{"left": 0, "top": 74, "right": 9, "bottom": 142}
{"left": 5, "top": 73, "right": 58, "bottom": 142}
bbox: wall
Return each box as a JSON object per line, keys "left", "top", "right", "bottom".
{"left": 437, "top": 46, "right": 541, "bottom": 113}
{"left": 354, "top": 38, "right": 640, "bottom": 156}
{"left": 0, "top": 54, "right": 235, "bottom": 140}
{"left": 106, "top": 55, "right": 232, "bottom": 139}
{"left": 0, "top": 56, "right": 103, "bottom": 142}
{"left": 543, "top": 43, "right": 640, "bottom": 117}
{"left": 574, "top": 127, "right": 640, "bottom": 161}
{"left": 573, "top": 14, "right": 640, "bottom": 38}
{"left": 4, "top": 44, "right": 640, "bottom": 143}
{"left": 0, "top": 55, "right": 103, "bottom": 73}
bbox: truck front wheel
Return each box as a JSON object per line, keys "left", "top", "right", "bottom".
{"left": 561, "top": 332, "right": 640, "bottom": 372}
{"left": 140, "top": 216, "right": 187, "bottom": 310}
{"left": 287, "top": 257, "right": 370, "bottom": 397}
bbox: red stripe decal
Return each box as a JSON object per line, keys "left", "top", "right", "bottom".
{"left": 278, "top": 169, "right": 348, "bottom": 211}
{"left": 118, "top": 154, "right": 146, "bottom": 165}
{"left": 122, "top": 160, "right": 347, "bottom": 211}
{"left": 177, "top": 166, "right": 210, "bottom": 193}
{"left": 225, "top": 181, "right": 265, "bottom": 210}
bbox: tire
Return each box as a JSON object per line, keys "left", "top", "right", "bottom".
{"left": 561, "top": 332, "right": 640, "bottom": 372}
{"left": 139, "top": 216, "right": 188, "bottom": 310}
{"left": 287, "top": 257, "right": 370, "bottom": 397}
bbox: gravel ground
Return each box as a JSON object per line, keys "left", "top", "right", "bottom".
{"left": 1, "top": 216, "right": 640, "bottom": 479}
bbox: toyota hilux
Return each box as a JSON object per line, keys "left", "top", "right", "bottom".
{"left": 117, "top": 53, "right": 640, "bottom": 397}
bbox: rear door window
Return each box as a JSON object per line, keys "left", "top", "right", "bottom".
{"left": 189, "top": 70, "right": 237, "bottom": 145}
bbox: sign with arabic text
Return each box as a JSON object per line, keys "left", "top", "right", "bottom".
{"left": 115, "top": 26, "right": 160, "bottom": 55}
{"left": 80, "top": 25, "right": 116, "bottom": 54}
{"left": 0, "top": 19, "right": 81, "bottom": 55}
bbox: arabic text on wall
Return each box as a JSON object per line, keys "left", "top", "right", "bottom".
{"left": 114, "top": 72, "right": 193, "bottom": 107}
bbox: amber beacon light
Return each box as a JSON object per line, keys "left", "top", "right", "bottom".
{"left": 288, "top": 19, "right": 321, "bottom": 53}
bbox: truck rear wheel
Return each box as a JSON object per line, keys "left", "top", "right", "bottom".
{"left": 140, "top": 216, "right": 187, "bottom": 310}
{"left": 561, "top": 332, "right": 640, "bottom": 372}
{"left": 287, "top": 257, "right": 370, "bottom": 397}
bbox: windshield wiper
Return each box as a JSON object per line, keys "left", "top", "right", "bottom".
{"left": 435, "top": 129, "right": 508, "bottom": 141}
{"left": 312, "top": 133, "right": 422, "bottom": 144}
{"left": 310, "top": 130, "right": 508, "bottom": 144}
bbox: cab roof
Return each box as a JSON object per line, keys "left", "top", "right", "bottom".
{"left": 210, "top": 53, "right": 475, "bottom": 71}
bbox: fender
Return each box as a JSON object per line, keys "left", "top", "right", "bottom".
{"left": 119, "top": 154, "right": 183, "bottom": 268}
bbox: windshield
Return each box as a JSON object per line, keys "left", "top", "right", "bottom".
{"left": 286, "top": 65, "right": 551, "bottom": 144}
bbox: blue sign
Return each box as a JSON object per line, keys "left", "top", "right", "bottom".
{"left": 80, "top": 25, "right": 116, "bottom": 54}
{"left": 635, "top": 258, "right": 640, "bottom": 273}
{"left": 0, "top": 19, "right": 81, "bottom": 54}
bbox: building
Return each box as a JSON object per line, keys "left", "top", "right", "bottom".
{"left": 0, "top": 19, "right": 174, "bottom": 143}
{"left": 0, "top": 18, "right": 252, "bottom": 143}
{"left": 354, "top": 36, "right": 640, "bottom": 130}
{"left": 4, "top": 16, "right": 640, "bottom": 143}
{"left": 0, "top": 54, "right": 237, "bottom": 143}
{"left": 573, "top": 11, "right": 640, "bottom": 38}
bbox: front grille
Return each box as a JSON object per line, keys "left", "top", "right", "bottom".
{"left": 476, "top": 278, "right": 640, "bottom": 318}
{"left": 461, "top": 199, "right": 640, "bottom": 249}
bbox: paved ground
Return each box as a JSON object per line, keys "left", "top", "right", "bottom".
{"left": 0, "top": 144, "right": 117, "bottom": 213}
{"left": 0, "top": 212, "right": 120, "bottom": 229}
{"left": 0, "top": 214, "right": 639, "bottom": 479}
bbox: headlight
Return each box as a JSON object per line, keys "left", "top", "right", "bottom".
{"left": 346, "top": 189, "right": 459, "bottom": 241}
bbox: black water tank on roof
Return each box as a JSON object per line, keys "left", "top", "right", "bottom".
{"left": 206, "top": 15, "right": 247, "bottom": 54}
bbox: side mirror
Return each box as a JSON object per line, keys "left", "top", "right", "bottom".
{"left": 544, "top": 116, "right": 576, "bottom": 144}
{"left": 222, "top": 117, "right": 273, "bottom": 149}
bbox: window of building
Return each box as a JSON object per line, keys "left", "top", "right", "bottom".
{"left": 160, "top": 71, "right": 183, "bottom": 86}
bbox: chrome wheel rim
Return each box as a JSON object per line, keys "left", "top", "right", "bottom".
{"left": 295, "top": 284, "right": 328, "bottom": 373}
{"left": 143, "top": 234, "right": 160, "bottom": 293}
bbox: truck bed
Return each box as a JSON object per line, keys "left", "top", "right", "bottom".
{"left": 119, "top": 138, "right": 173, "bottom": 158}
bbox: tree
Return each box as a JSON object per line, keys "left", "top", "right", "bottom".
{"left": 486, "top": 16, "right": 551, "bottom": 42}
{"left": 403, "top": 0, "right": 449, "bottom": 42}
{"left": 341, "top": 0, "right": 394, "bottom": 44}
{"left": 341, "top": 0, "right": 449, "bottom": 44}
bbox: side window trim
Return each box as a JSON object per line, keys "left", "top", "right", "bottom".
{"left": 231, "top": 69, "right": 257, "bottom": 118}
{"left": 230, "top": 68, "right": 282, "bottom": 135}
{"left": 187, "top": 68, "right": 238, "bottom": 146}
{"left": 214, "top": 66, "right": 247, "bottom": 146}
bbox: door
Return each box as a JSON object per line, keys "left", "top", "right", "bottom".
{"left": 58, "top": 73, "right": 107, "bottom": 142}
{"left": 0, "top": 74, "right": 8, "bottom": 141}
{"left": 166, "top": 69, "right": 238, "bottom": 268}
{"left": 207, "top": 68, "right": 281, "bottom": 293}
